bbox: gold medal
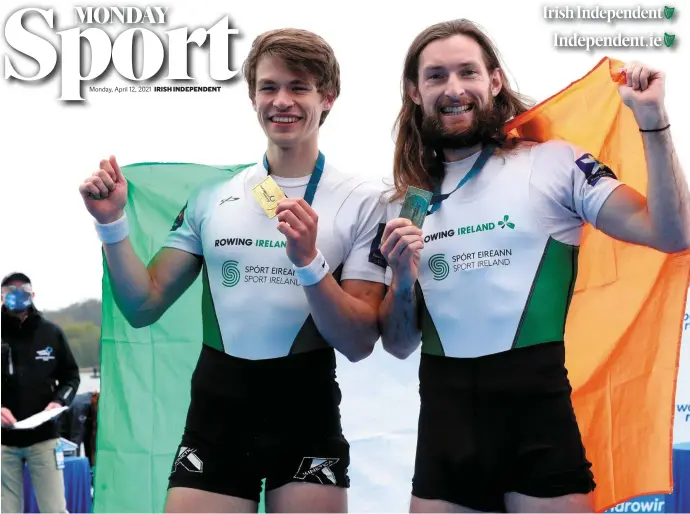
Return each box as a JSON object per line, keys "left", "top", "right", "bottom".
{"left": 252, "top": 176, "right": 287, "bottom": 218}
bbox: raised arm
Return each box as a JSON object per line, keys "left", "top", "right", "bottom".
{"left": 79, "top": 156, "right": 202, "bottom": 328}
{"left": 103, "top": 242, "right": 202, "bottom": 328}
{"left": 596, "top": 62, "right": 690, "bottom": 253}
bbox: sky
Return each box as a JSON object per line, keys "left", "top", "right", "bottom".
{"left": 1, "top": 0, "right": 687, "bottom": 311}
{"left": 1, "top": 1, "right": 689, "bottom": 510}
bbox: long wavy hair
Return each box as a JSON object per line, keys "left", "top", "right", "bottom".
{"left": 389, "top": 19, "right": 534, "bottom": 202}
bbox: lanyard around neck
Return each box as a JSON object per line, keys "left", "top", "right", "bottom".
{"left": 262, "top": 151, "right": 325, "bottom": 206}
{"left": 428, "top": 145, "right": 496, "bottom": 214}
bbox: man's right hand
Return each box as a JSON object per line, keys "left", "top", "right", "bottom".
{"left": 1, "top": 407, "right": 17, "bottom": 427}
{"left": 380, "top": 218, "right": 424, "bottom": 291}
{"left": 78, "top": 155, "right": 128, "bottom": 224}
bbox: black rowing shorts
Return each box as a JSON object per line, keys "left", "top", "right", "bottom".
{"left": 167, "top": 345, "right": 350, "bottom": 503}
{"left": 412, "top": 341, "right": 596, "bottom": 512}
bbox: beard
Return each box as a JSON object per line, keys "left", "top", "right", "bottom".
{"left": 420, "top": 96, "right": 504, "bottom": 149}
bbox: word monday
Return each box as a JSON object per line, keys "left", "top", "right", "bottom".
{"left": 3, "top": 6, "right": 240, "bottom": 101}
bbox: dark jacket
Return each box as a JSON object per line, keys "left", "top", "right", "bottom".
{"left": 1, "top": 305, "right": 81, "bottom": 447}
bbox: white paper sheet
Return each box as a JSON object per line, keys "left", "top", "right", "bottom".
{"left": 11, "top": 407, "right": 68, "bottom": 430}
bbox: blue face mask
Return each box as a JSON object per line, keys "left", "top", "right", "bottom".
{"left": 4, "top": 289, "right": 33, "bottom": 312}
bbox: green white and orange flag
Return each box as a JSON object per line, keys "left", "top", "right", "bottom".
{"left": 92, "top": 58, "right": 690, "bottom": 513}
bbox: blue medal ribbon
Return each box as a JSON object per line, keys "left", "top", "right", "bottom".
{"left": 428, "top": 144, "right": 496, "bottom": 214}
{"left": 263, "top": 151, "right": 326, "bottom": 206}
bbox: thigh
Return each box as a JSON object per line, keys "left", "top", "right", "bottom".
{"left": 165, "top": 487, "right": 258, "bottom": 513}
{"left": 410, "top": 496, "right": 485, "bottom": 513}
{"left": 506, "top": 368, "right": 596, "bottom": 502}
{"left": 264, "top": 433, "right": 351, "bottom": 493}
{"left": 167, "top": 379, "right": 264, "bottom": 504}
{"left": 263, "top": 361, "right": 350, "bottom": 496}
{"left": 412, "top": 355, "right": 505, "bottom": 513}
{"left": 504, "top": 492, "right": 593, "bottom": 513}
{"left": 25, "top": 439, "right": 67, "bottom": 514}
{"left": 167, "top": 424, "right": 263, "bottom": 504}
{"left": 411, "top": 405, "right": 503, "bottom": 513}
{"left": 266, "top": 482, "right": 346, "bottom": 513}
{"left": 1, "top": 445, "right": 25, "bottom": 514}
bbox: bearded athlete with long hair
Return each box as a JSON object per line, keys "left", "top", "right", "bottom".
{"left": 378, "top": 19, "right": 690, "bottom": 513}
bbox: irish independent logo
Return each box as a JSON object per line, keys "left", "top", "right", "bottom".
{"left": 428, "top": 254, "right": 449, "bottom": 281}
{"left": 221, "top": 260, "right": 240, "bottom": 287}
{"left": 294, "top": 457, "right": 339, "bottom": 485}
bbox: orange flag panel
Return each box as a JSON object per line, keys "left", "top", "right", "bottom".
{"left": 504, "top": 57, "right": 690, "bottom": 512}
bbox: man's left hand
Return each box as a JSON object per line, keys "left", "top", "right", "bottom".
{"left": 44, "top": 402, "right": 62, "bottom": 411}
{"left": 618, "top": 61, "right": 667, "bottom": 127}
{"left": 275, "top": 198, "right": 319, "bottom": 267}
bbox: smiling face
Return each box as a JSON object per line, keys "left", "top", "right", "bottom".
{"left": 252, "top": 54, "right": 335, "bottom": 149}
{"left": 408, "top": 34, "right": 503, "bottom": 150}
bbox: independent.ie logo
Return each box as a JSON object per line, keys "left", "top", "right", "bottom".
{"left": 548, "top": 6, "right": 677, "bottom": 51}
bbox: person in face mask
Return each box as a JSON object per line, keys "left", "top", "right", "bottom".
{"left": 2, "top": 276, "right": 34, "bottom": 317}
{"left": 1, "top": 272, "right": 80, "bottom": 514}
